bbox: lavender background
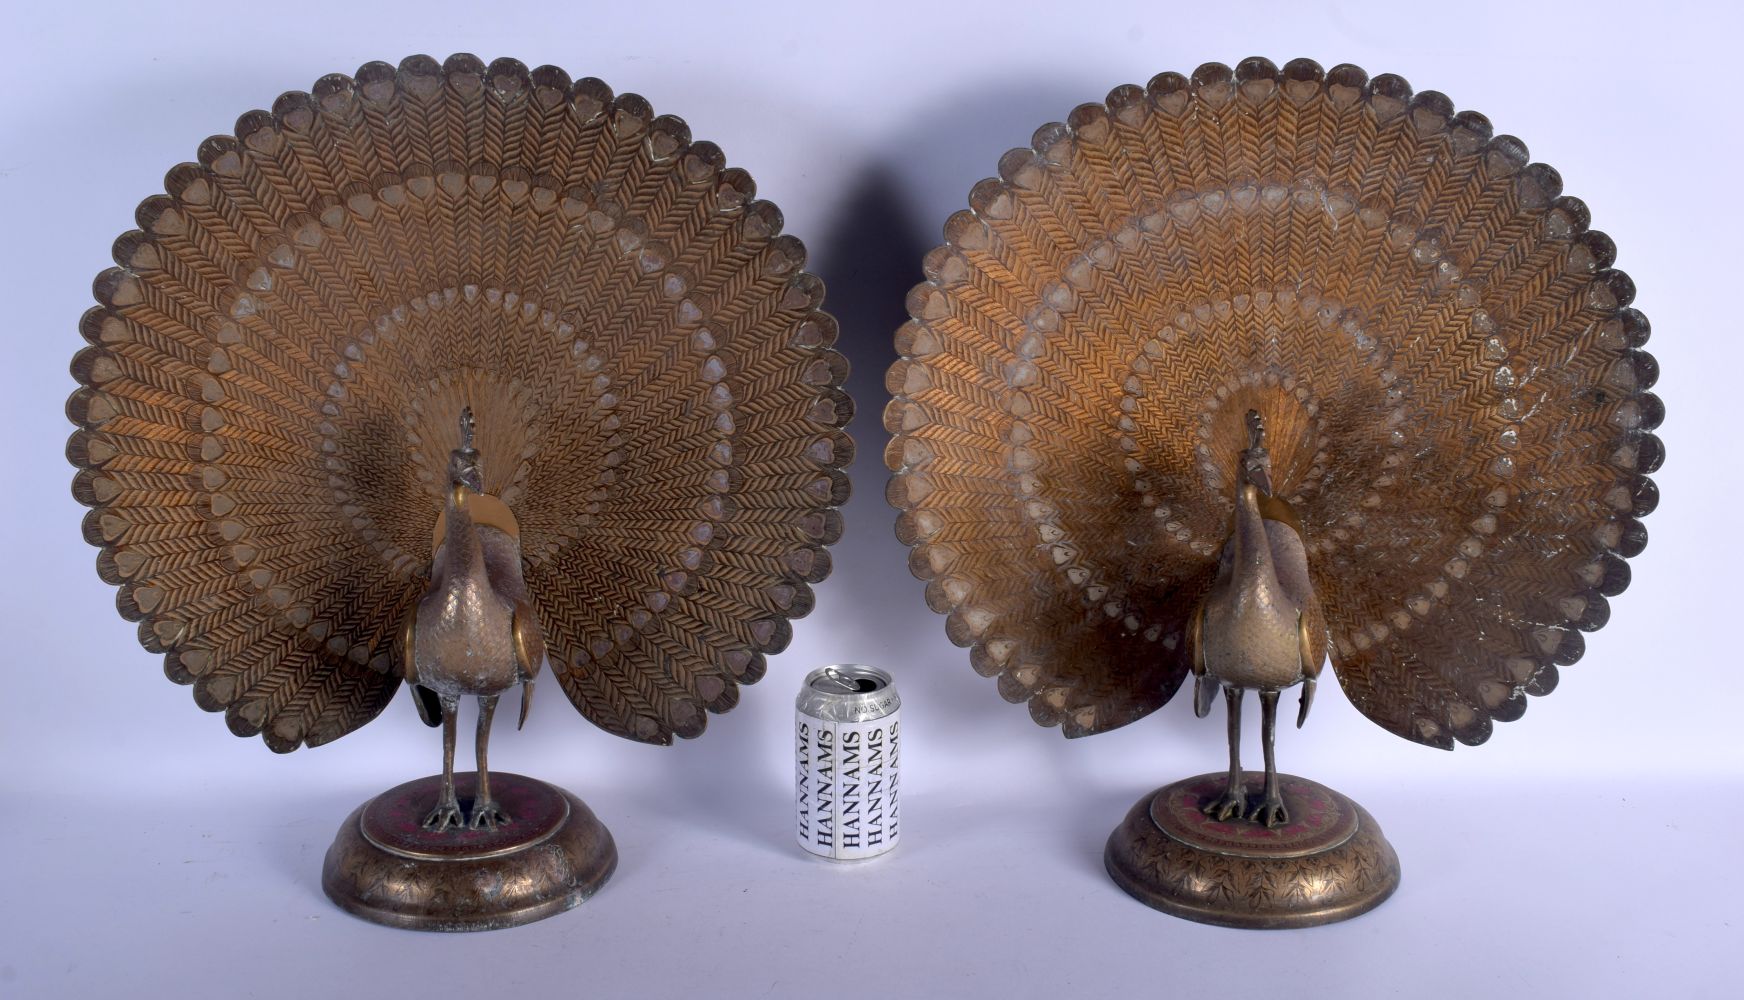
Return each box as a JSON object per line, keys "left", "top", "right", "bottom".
{"left": 1, "top": 1, "right": 1736, "bottom": 996}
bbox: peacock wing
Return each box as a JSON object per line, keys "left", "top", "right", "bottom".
{"left": 68, "top": 55, "right": 850, "bottom": 751}
{"left": 886, "top": 60, "right": 1657, "bottom": 745}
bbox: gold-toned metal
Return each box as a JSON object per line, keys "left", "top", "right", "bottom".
{"left": 886, "top": 57, "right": 1660, "bottom": 925}
{"left": 323, "top": 772, "right": 616, "bottom": 932}
{"left": 1191, "top": 412, "right": 1326, "bottom": 827}
{"left": 66, "top": 53, "right": 851, "bottom": 928}
{"left": 432, "top": 491, "right": 522, "bottom": 546}
{"left": 1105, "top": 773, "right": 1399, "bottom": 929}
{"left": 411, "top": 408, "right": 539, "bottom": 832}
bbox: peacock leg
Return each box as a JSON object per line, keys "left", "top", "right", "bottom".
{"left": 1250, "top": 689, "right": 1289, "bottom": 827}
{"left": 422, "top": 694, "right": 463, "bottom": 831}
{"left": 1203, "top": 686, "right": 1247, "bottom": 821}
{"left": 469, "top": 694, "right": 510, "bottom": 830}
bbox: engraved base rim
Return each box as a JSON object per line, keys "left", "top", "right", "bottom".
{"left": 1103, "top": 773, "right": 1400, "bottom": 929}
{"left": 322, "top": 772, "right": 616, "bottom": 932}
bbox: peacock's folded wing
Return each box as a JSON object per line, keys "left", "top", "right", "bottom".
{"left": 68, "top": 55, "right": 850, "bottom": 751}
{"left": 886, "top": 60, "right": 1658, "bottom": 745}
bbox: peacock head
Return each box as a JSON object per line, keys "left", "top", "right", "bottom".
{"left": 1239, "top": 409, "right": 1274, "bottom": 498}
{"left": 447, "top": 406, "right": 484, "bottom": 494}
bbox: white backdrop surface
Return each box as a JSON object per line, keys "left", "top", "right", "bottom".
{"left": 1, "top": 1, "right": 1737, "bottom": 997}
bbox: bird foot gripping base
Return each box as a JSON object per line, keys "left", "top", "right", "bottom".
{"left": 323, "top": 773, "right": 616, "bottom": 932}
{"left": 1104, "top": 772, "right": 1399, "bottom": 929}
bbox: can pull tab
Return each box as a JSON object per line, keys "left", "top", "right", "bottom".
{"left": 818, "top": 666, "right": 862, "bottom": 693}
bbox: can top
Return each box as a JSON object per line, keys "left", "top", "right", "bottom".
{"left": 796, "top": 663, "right": 899, "bottom": 723}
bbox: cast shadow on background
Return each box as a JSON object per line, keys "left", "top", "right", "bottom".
{"left": 621, "top": 164, "right": 935, "bottom": 863}
{"left": 766, "top": 79, "right": 1227, "bottom": 866}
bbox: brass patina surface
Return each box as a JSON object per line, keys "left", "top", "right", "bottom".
{"left": 400, "top": 408, "right": 545, "bottom": 832}
{"left": 1190, "top": 412, "right": 1326, "bottom": 828}
{"left": 69, "top": 52, "right": 851, "bottom": 754}
{"left": 324, "top": 772, "right": 616, "bottom": 932}
{"left": 886, "top": 57, "right": 1660, "bottom": 925}
{"left": 1105, "top": 773, "right": 1399, "bottom": 929}
{"left": 66, "top": 53, "right": 851, "bottom": 930}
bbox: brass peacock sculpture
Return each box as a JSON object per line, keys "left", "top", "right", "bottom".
{"left": 403, "top": 405, "right": 544, "bottom": 831}
{"left": 886, "top": 58, "right": 1659, "bottom": 923}
{"left": 66, "top": 55, "right": 851, "bottom": 890}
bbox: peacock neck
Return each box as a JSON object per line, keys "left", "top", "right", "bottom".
{"left": 439, "top": 486, "right": 485, "bottom": 579}
{"left": 1230, "top": 483, "right": 1282, "bottom": 603}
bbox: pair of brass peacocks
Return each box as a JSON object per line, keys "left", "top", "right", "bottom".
{"left": 68, "top": 56, "right": 1657, "bottom": 832}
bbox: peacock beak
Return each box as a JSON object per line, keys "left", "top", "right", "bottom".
{"left": 1249, "top": 466, "right": 1274, "bottom": 497}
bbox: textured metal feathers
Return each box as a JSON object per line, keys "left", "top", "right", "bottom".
{"left": 885, "top": 58, "right": 1660, "bottom": 748}
{"left": 67, "top": 55, "right": 851, "bottom": 751}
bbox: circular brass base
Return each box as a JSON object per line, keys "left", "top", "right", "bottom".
{"left": 322, "top": 772, "right": 616, "bottom": 931}
{"left": 1104, "top": 772, "right": 1399, "bottom": 929}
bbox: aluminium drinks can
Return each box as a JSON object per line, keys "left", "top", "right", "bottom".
{"left": 794, "top": 663, "right": 900, "bottom": 861}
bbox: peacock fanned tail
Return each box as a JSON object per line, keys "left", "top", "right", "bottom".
{"left": 68, "top": 55, "right": 851, "bottom": 752}
{"left": 885, "top": 58, "right": 1659, "bottom": 747}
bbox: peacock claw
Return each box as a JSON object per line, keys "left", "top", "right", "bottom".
{"left": 422, "top": 798, "right": 464, "bottom": 832}
{"left": 1249, "top": 795, "right": 1289, "bottom": 828}
{"left": 469, "top": 800, "right": 510, "bottom": 831}
{"left": 1202, "top": 788, "right": 1249, "bottom": 822}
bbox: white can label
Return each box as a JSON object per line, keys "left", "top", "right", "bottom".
{"left": 795, "top": 709, "right": 900, "bottom": 860}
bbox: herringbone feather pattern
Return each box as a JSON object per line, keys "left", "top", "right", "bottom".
{"left": 886, "top": 59, "right": 1660, "bottom": 747}
{"left": 68, "top": 55, "right": 851, "bottom": 752}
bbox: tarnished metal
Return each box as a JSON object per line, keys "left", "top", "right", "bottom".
{"left": 1190, "top": 412, "right": 1326, "bottom": 828}
{"left": 402, "top": 408, "right": 544, "bottom": 832}
{"left": 1105, "top": 773, "right": 1399, "bottom": 929}
{"left": 323, "top": 772, "right": 616, "bottom": 932}
{"left": 884, "top": 57, "right": 1663, "bottom": 927}
{"left": 64, "top": 53, "right": 852, "bottom": 930}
